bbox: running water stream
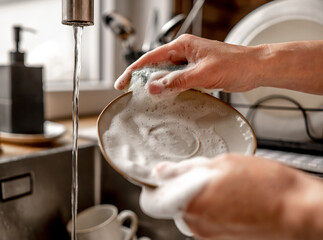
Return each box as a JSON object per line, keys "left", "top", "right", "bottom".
{"left": 71, "top": 25, "right": 83, "bottom": 240}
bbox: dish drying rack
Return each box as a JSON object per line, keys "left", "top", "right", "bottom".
{"left": 221, "top": 92, "right": 323, "bottom": 175}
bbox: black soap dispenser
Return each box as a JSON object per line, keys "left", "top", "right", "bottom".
{"left": 0, "top": 25, "right": 44, "bottom": 134}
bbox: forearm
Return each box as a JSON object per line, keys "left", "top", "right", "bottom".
{"left": 254, "top": 41, "right": 323, "bottom": 94}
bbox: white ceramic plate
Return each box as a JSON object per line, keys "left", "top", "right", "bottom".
{"left": 97, "top": 90, "right": 256, "bottom": 187}
{"left": 225, "top": 0, "right": 323, "bottom": 141}
{"left": 0, "top": 121, "right": 66, "bottom": 144}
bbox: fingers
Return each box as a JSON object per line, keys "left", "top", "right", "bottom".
{"left": 140, "top": 156, "right": 217, "bottom": 221}
{"left": 152, "top": 157, "right": 211, "bottom": 180}
{"left": 147, "top": 64, "right": 203, "bottom": 94}
{"left": 114, "top": 40, "right": 187, "bottom": 90}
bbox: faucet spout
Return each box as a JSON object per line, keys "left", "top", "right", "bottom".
{"left": 62, "top": 0, "right": 94, "bottom": 26}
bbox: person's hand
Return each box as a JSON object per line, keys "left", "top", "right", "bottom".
{"left": 115, "top": 34, "right": 263, "bottom": 94}
{"left": 140, "top": 154, "right": 323, "bottom": 240}
{"left": 139, "top": 157, "right": 218, "bottom": 236}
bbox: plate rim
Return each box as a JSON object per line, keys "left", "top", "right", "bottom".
{"left": 0, "top": 121, "right": 66, "bottom": 144}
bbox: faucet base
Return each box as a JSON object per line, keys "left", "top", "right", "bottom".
{"left": 62, "top": 0, "right": 94, "bottom": 27}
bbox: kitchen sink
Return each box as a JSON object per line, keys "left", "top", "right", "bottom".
{"left": 0, "top": 143, "right": 96, "bottom": 240}
{"left": 0, "top": 143, "right": 192, "bottom": 240}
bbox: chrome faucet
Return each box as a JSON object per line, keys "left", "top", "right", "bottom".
{"left": 62, "top": 0, "right": 94, "bottom": 26}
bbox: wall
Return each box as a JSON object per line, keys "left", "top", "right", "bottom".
{"left": 173, "top": 0, "right": 273, "bottom": 41}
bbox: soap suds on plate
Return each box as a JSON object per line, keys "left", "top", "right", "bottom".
{"left": 102, "top": 66, "right": 228, "bottom": 185}
{"left": 102, "top": 66, "right": 229, "bottom": 236}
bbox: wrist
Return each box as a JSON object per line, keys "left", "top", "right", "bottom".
{"left": 250, "top": 43, "right": 274, "bottom": 89}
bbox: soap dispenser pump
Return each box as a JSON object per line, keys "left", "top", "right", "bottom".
{"left": 0, "top": 25, "right": 44, "bottom": 135}
{"left": 10, "top": 26, "right": 35, "bottom": 65}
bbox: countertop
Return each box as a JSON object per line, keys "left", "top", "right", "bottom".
{"left": 0, "top": 116, "right": 99, "bottom": 161}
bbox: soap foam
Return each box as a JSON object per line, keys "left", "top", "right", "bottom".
{"left": 103, "top": 66, "right": 227, "bottom": 184}
{"left": 140, "top": 157, "right": 220, "bottom": 236}
{"left": 103, "top": 66, "right": 228, "bottom": 235}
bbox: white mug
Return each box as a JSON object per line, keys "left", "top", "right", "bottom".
{"left": 67, "top": 204, "right": 138, "bottom": 240}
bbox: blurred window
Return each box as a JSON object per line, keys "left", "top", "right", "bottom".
{"left": 0, "top": 0, "right": 101, "bottom": 83}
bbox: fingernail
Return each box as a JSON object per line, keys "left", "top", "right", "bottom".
{"left": 148, "top": 82, "right": 164, "bottom": 94}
